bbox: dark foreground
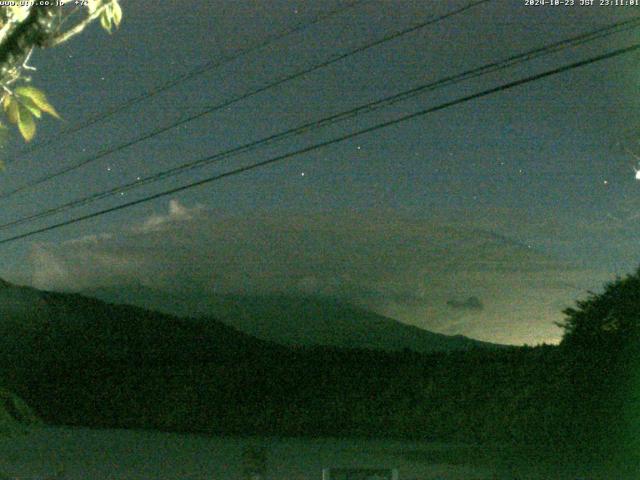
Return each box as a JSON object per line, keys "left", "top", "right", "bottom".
{"left": 0, "top": 426, "right": 631, "bottom": 480}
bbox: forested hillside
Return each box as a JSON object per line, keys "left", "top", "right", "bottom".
{"left": 0, "top": 271, "right": 636, "bottom": 476}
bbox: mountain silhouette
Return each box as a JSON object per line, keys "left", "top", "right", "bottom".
{"left": 80, "top": 286, "right": 500, "bottom": 352}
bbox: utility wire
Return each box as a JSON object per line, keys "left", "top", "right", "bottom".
{"left": 0, "top": 0, "right": 492, "bottom": 198}
{"left": 7, "top": 0, "right": 366, "bottom": 163}
{"left": 0, "top": 16, "right": 637, "bottom": 231}
{"left": 0, "top": 41, "right": 637, "bottom": 245}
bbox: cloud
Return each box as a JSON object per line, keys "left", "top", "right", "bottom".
{"left": 447, "top": 296, "right": 483, "bottom": 311}
{"left": 27, "top": 201, "right": 613, "bottom": 345}
{"left": 137, "top": 199, "right": 199, "bottom": 233}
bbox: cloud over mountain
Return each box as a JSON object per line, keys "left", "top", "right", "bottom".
{"left": 28, "top": 201, "right": 609, "bottom": 345}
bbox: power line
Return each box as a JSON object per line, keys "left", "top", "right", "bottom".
{"left": 0, "top": 16, "right": 637, "bottom": 231}
{"left": 0, "top": 41, "right": 637, "bottom": 245}
{"left": 0, "top": 0, "right": 492, "bottom": 198}
{"left": 7, "top": 0, "right": 366, "bottom": 163}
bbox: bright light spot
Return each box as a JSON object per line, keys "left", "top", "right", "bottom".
{"left": 356, "top": 146, "right": 362, "bottom": 150}
{"left": 635, "top": 169, "right": 640, "bottom": 181}
{"left": 300, "top": 172, "right": 305, "bottom": 177}
{"left": 604, "top": 180, "right": 608, "bottom": 185}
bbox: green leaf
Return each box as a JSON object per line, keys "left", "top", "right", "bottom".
{"left": 17, "top": 105, "right": 35, "bottom": 142}
{"left": 15, "top": 86, "right": 59, "bottom": 119}
{"left": 8, "top": 5, "right": 30, "bottom": 22}
{"left": 100, "top": 10, "right": 112, "bottom": 33}
{"left": 111, "top": 0, "right": 122, "bottom": 27}
{"left": 17, "top": 96, "right": 42, "bottom": 119}
{"left": 4, "top": 96, "right": 19, "bottom": 125}
{"left": 86, "top": 0, "right": 100, "bottom": 14}
{"left": 1, "top": 94, "right": 11, "bottom": 112}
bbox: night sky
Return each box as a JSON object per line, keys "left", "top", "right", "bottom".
{"left": 0, "top": 0, "right": 639, "bottom": 345}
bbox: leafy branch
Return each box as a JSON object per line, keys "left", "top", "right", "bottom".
{"left": 0, "top": 0, "right": 122, "bottom": 147}
{"left": 45, "top": 0, "right": 122, "bottom": 47}
{"left": 2, "top": 85, "right": 59, "bottom": 142}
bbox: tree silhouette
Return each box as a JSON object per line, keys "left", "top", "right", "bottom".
{"left": 560, "top": 269, "right": 640, "bottom": 350}
{"left": 558, "top": 267, "right": 640, "bottom": 467}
